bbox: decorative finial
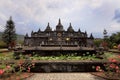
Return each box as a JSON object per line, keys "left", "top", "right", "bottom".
{"left": 31, "top": 30, "right": 33, "bottom": 34}
{"left": 90, "top": 33, "right": 94, "bottom": 39}
{"left": 58, "top": 18, "right": 61, "bottom": 24}
{"left": 10, "top": 16, "right": 12, "bottom": 20}
{"left": 45, "top": 22, "right": 52, "bottom": 31}
{"left": 38, "top": 28, "right": 41, "bottom": 32}
{"left": 25, "top": 33, "right": 28, "bottom": 37}
{"left": 78, "top": 28, "right": 81, "bottom": 32}
{"left": 70, "top": 23, "right": 71, "bottom": 27}
{"left": 48, "top": 22, "right": 50, "bottom": 26}
{"left": 85, "top": 31, "right": 87, "bottom": 34}
{"left": 85, "top": 31, "right": 87, "bottom": 37}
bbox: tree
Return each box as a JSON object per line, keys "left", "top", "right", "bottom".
{"left": 106, "top": 32, "right": 120, "bottom": 49}
{"left": 103, "top": 29, "right": 108, "bottom": 39}
{"left": 103, "top": 29, "right": 109, "bottom": 50}
{"left": 2, "top": 16, "right": 17, "bottom": 49}
{"left": 94, "top": 39, "right": 103, "bottom": 47}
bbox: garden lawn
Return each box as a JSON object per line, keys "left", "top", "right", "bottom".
{"left": 0, "top": 51, "right": 14, "bottom": 60}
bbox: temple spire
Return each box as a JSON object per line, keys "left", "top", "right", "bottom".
{"left": 70, "top": 23, "right": 71, "bottom": 27}
{"left": 85, "top": 31, "right": 87, "bottom": 37}
{"left": 45, "top": 22, "right": 52, "bottom": 31}
{"left": 25, "top": 33, "right": 28, "bottom": 37}
{"left": 90, "top": 33, "right": 94, "bottom": 39}
{"left": 31, "top": 30, "right": 33, "bottom": 35}
{"left": 78, "top": 28, "right": 81, "bottom": 32}
{"left": 48, "top": 22, "right": 50, "bottom": 27}
{"left": 85, "top": 31, "right": 87, "bottom": 34}
{"left": 7, "top": 16, "right": 14, "bottom": 24}
{"left": 58, "top": 18, "right": 61, "bottom": 25}
{"left": 56, "top": 18, "right": 64, "bottom": 31}
{"left": 67, "top": 23, "right": 74, "bottom": 32}
{"left": 10, "top": 16, "right": 12, "bottom": 20}
{"left": 38, "top": 28, "right": 41, "bottom": 32}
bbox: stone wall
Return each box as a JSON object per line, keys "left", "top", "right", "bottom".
{"left": 31, "top": 61, "right": 106, "bottom": 72}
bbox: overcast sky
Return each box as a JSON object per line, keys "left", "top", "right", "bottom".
{"left": 0, "top": 0, "right": 120, "bottom": 38}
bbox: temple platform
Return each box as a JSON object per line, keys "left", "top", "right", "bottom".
{"left": 14, "top": 46, "right": 97, "bottom": 56}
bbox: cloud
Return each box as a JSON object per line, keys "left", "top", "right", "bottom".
{"left": 88, "top": 0, "right": 103, "bottom": 9}
{"left": 109, "top": 21, "right": 120, "bottom": 33}
{"left": 114, "top": 9, "right": 120, "bottom": 23}
{"left": 0, "top": 0, "right": 120, "bottom": 38}
{"left": 0, "top": 13, "right": 7, "bottom": 21}
{"left": 0, "top": 25, "right": 5, "bottom": 32}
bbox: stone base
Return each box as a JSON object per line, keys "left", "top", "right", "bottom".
{"left": 31, "top": 61, "right": 105, "bottom": 72}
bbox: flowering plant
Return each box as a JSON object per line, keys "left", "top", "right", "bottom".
{"left": 96, "top": 55, "right": 120, "bottom": 79}
{"left": 0, "top": 54, "right": 35, "bottom": 80}
{"left": 0, "top": 61, "right": 15, "bottom": 79}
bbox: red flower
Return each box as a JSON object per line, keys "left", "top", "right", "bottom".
{"left": 116, "top": 70, "right": 120, "bottom": 73}
{"left": 96, "top": 66, "right": 101, "bottom": 71}
{"left": 112, "top": 59, "right": 117, "bottom": 63}
{"left": 109, "top": 58, "right": 117, "bottom": 63}
{"left": 103, "top": 64, "right": 106, "bottom": 66}
{"left": 28, "top": 67, "right": 30, "bottom": 70}
{"left": 6, "top": 65, "right": 11, "bottom": 69}
{"left": 110, "top": 64, "right": 116, "bottom": 68}
{"left": 27, "top": 67, "right": 30, "bottom": 72}
{"left": 0, "top": 69, "right": 4, "bottom": 75}
{"left": 115, "top": 66, "right": 119, "bottom": 70}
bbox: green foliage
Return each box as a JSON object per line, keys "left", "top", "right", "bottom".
{"left": 0, "top": 41, "right": 7, "bottom": 48}
{"left": 0, "top": 32, "right": 24, "bottom": 47}
{"left": 16, "top": 34, "right": 24, "bottom": 45}
{"left": 107, "top": 32, "right": 120, "bottom": 48}
{"left": 0, "top": 52, "right": 14, "bottom": 60}
{"left": 94, "top": 39, "right": 103, "bottom": 47}
{"left": 95, "top": 55, "right": 120, "bottom": 79}
{"left": 0, "top": 53, "right": 34, "bottom": 80}
{"left": 94, "top": 31, "right": 120, "bottom": 49}
{"left": 29, "top": 54, "right": 100, "bottom": 61}
{"left": 2, "top": 17, "right": 17, "bottom": 48}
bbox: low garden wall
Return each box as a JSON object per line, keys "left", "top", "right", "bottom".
{"left": 31, "top": 60, "right": 106, "bottom": 72}
{"left": 0, "top": 60, "right": 111, "bottom": 72}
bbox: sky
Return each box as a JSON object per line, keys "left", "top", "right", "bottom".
{"left": 0, "top": 0, "right": 120, "bottom": 38}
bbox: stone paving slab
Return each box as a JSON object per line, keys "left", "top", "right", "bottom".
{"left": 26, "top": 73, "right": 105, "bottom": 80}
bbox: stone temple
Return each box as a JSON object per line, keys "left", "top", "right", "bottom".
{"left": 23, "top": 19, "right": 95, "bottom": 55}
{"left": 24, "top": 19, "right": 94, "bottom": 47}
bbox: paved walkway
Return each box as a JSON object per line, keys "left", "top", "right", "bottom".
{"left": 26, "top": 73, "right": 105, "bottom": 80}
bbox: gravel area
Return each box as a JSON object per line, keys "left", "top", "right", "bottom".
{"left": 26, "top": 73, "right": 105, "bottom": 80}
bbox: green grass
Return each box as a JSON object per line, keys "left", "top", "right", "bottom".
{"left": 29, "top": 52, "right": 120, "bottom": 61}
{"left": 0, "top": 51, "right": 14, "bottom": 60}
{"left": 0, "top": 51, "right": 118, "bottom": 61}
{"left": 29, "top": 55, "right": 100, "bottom": 61}
{"left": 104, "top": 52, "right": 118, "bottom": 59}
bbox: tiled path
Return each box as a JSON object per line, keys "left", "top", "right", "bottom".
{"left": 26, "top": 73, "right": 105, "bottom": 80}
